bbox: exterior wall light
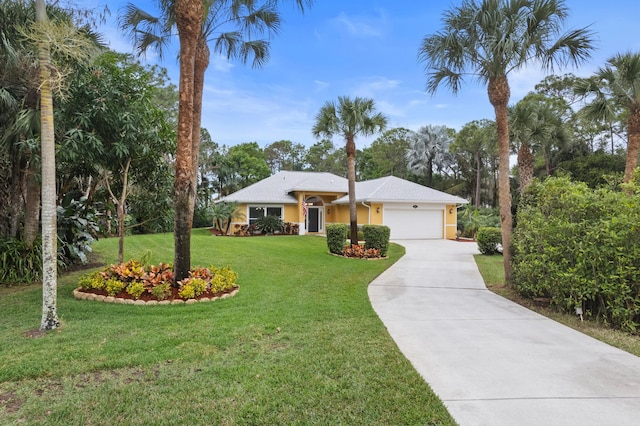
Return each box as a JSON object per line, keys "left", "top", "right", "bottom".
{"left": 376, "top": 207, "right": 380, "bottom": 213}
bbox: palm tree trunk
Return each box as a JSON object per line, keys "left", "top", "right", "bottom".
{"left": 36, "top": 0, "right": 59, "bottom": 331}
{"left": 475, "top": 150, "right": 481, "bottom": 209}
{"left": 188, "top": 35, "right": 210, "bottom": 228}
{"left": 346, "top": 137, "right": 358, "bottom": 245}
{"left": 173, "top": 0, "right": 203, "bottom": 283}
{"left": 623, "top": 109, "right": 640, "bottom": 183}
{"left": 517, "top": 141, "right": 534, "bottom": 195}
{"left": 488, "top": 76, "right": 513, "bottom": 282}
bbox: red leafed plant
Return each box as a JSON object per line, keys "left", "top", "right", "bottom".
{"left": 342, "top": 244, "right": 381, "bottom": 259}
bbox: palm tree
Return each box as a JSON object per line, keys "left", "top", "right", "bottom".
{"left": 419, "top": 0, "right": 593, "bottom": 280}
{"left": 312, "top": 96, "right": 387, "bottom": 246}
{"left": 406, "top": 125, "right": 453, "bottom": 187}
{"left": 35, "top": 0, "right": 59, "bottom": 330}
{"left": 509, "top": 94, "right": 567, "bottom": 194}
{"left": 121, "top": 0, "right": 310, "bottom": 281}
{"left": 574, "top": 52, "right": 640, "bottom": 183}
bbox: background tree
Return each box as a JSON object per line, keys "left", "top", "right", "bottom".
{"left": 312, "top": 96, "right": 387, "bottom": 245}
{"left": 264, "top": 139, "right": 305, "bottom": 173}
{"left": 303, "top": 139, "right": 347, "bottom": 176}
{"left": 59, "top": 52, "right": 174, "bottom": 262}
{"left": 406, "top": 125, "right": 453, "bottom": 187}
{"left": 358, "top": 127, "right": 411, "bottom": 180}
{"left": 419, "top": 0, "right": 594, "bottom": 280}
{"left": 451, "top": 119, "right": 497, "bottom": 208}
{"left": 226, "top": 142, "right": 271, "bottom": 189}
{"left": 509, "top": 94, "right": 570, "bottom": 194}
{"left": 575, "top": 52, "right": 640, "bottom": 183}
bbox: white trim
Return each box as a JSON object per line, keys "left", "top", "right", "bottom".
{"left": 247, "top": 204, "right": 284, "bottom": 224}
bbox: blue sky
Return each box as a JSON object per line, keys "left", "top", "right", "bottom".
{"left": 92, "top": 0, "right": 640, "bottom": 148}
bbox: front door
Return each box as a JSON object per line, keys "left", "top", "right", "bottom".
{"left": 307, "top": 207, "right": 324, "bottom": 233}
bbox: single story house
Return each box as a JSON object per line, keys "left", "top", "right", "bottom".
{"left": 217, "top": 171, "right": 468, "bottom": 240}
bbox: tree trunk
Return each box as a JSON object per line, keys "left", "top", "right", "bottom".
{"left": 517, "top": 141, "right": 534, "bottom": 195}
{"left": 188, "top": 35, "right": 210, "bottom": 228}
{"left": 117, "top": 201, "right": 125, "bottom": 264}
{"left": 346, "top": 136, "right": 358, "bottom": 246}
{"left": 475, "top": 150, "right": 481, "bottom": 209}
{"left": 488, "top": 76, "right": 513, "bottom": 282}
{"left": 36, "top": 0, "right": 59, "bottom": 331}
{"left": 623, "top": 108, "right": 640, "bottom": 183}
{"left": 173, "top": 0, "right": 203, "bottom": 283}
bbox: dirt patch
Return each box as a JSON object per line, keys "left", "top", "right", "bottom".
{"left": 0, "top": 391, "right": 22, "bottom": 414}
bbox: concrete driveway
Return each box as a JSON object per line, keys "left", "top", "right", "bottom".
{"left": 368, "top": 240, "right": 640, "bottom": 426}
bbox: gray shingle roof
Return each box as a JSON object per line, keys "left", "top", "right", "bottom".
{"left": 218, "top": 172, "right": 467, "bottom": 205}
{"left": 218, "top": 171, "right": 348, "bottom": 204}
{"left": 335, "top": 176, "right": 468, "bottom": 204}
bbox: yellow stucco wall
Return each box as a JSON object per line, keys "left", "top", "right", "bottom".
{"left": 445, "top": 204, "right": 458, "bottom": 240}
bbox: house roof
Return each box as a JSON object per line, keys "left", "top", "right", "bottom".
{"left": 218, "top": 171, "right": 348, "bottom": 204}
{"left": 334, "top": 175, "right": 468, "bottom": 204}
{"left": 218, "top": 171, "right": 468, "bottom": 205}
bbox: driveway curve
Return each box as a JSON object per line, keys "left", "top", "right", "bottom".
{"left": 368, "top": 239, "right": 640, "bottom": 426}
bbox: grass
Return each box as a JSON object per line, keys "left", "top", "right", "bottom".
{"left": 0, "top": 230, "right": 455, "bottom": 425}
{"left": 474, "top": 253, "right": 640, "bottom": 357}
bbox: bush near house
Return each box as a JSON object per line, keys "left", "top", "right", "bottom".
{"left": 513, "top": 176, "right": 640, "bottom": 332}
{"left": 326, "top": 224, "right": 348, "bottom": 254}
{"left": 476, "top": 227, "right": 502, "bottom": 255}
{"left": 363, "top": 225, "right": 391, "bottom": 257}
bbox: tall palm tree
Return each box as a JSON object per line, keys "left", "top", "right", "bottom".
{"left": 419, "top": 0, "right": 593, "bottom": 280}
{"left": 121, "top": 0, "right": 310, "bottom": 281}
{"left": 406, "top": 125, "right": 453, "bottom": 187}
{"left": 574, "top": 52, "right": 640, "bottom": 183}
{"left": 312, "top": 96, "right": 387, "bottom": 246}
{"left": 35, "top": 0, "right": 59, "bottom": 330}
{"left": 509, "top": 94, "right": 567, "bottom": 194}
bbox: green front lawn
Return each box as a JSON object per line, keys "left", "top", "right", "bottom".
{"left": 0, "top": 230, "right": 455, "bottom": 425}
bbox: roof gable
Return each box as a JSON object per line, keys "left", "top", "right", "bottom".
{"left": 218, "top": 171, "right": 348, "bottom": 204}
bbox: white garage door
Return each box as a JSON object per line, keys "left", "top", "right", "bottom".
{"left": 384, "top": 207, "right": 444, "bottom": 239}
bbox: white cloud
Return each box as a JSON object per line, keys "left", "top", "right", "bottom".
{"left": 211, "top": 54, "right": 235, "bottom": 73}
{"left": 330, "top": 11, "right": 386, "bottom": 38}
{"left": 313, "top": 80, "right": 330, "bottom": 91}
{"left": 352, "top": 76, "right": 402, "bottom": 98}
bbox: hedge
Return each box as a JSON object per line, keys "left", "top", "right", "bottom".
{"left": 362, "top": 225, "right": 390, "bottom": 257}
{"left": 512, "top": 176, "right": 640, "bottom": 332}
{"left": 326, "top": 224, "right": 348, "bottom": 255}
{"left": 476, "top": 227, "right": 502, "bottom": 255}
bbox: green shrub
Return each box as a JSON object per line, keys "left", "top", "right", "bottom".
{"left": 0, "top": 238, "right": 42, "bottom": 285}
{"left": 78, "top": 271, "right": 105, "bottom": 291}
{"left": 363, "top": 225, "right": 390, "bottom": 257}
{"left": 513, "top": 176, "right": 640, "bottom": 332}
{"left": 457, "top": 205, "right": 500, "bottom": 238}
{"left": 209, "top": 266, "right": 239, "bottom": 293}
{"left": 151, "top": 283, "right": 171, "bottom": 301}
{"left": 178, "top": 277, "right": 208, "bottom": 299}
{"left": 126, "top": 281, "right": 145, "bottom": 300}
{"left": 476, "top": 227, "right": 502, "bottom": 255}
{"left": 105, "top": 278, "right": 126, "bottom": 296}
{"left": 326, "top": 224, "right": 348, "bottom": 254}
{"left": 255, "top": 215, "right": 284, "bottom": 234}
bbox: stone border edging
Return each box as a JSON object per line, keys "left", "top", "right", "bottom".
{"left": 72, "top": 287, "right": 239, "bottom": 305}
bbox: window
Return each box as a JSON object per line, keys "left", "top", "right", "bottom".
{"left": 248, "top": 206, "right": 282, "bottom": 224}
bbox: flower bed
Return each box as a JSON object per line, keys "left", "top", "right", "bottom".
{"left": 75, "top": 260, "right": 239, "bottom": 304}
